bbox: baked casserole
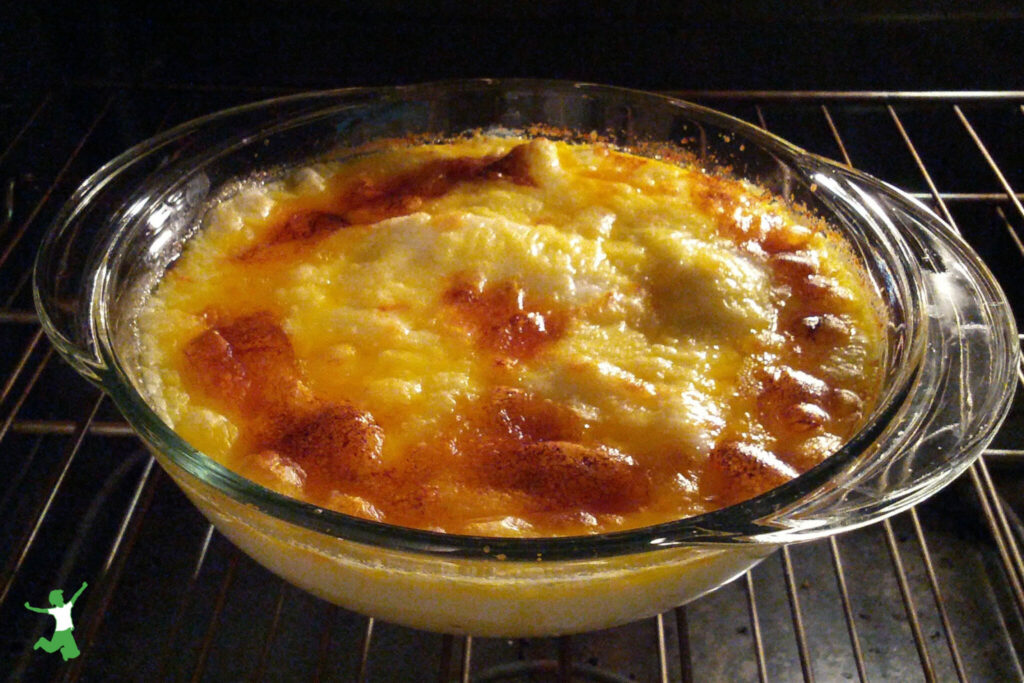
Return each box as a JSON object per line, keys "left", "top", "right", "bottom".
{"left": 137, "top": 135, "right": 886, "bottom": 537}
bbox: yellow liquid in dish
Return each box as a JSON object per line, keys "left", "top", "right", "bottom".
{"left": 137, "top": 136, "right": 885, "bottom": 536}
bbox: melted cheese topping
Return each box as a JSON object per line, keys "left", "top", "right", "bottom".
{"left": 137, "top": 136, "right": 885, "bottom": 536}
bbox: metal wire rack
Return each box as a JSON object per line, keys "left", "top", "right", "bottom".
{"left": 0, "top": 88, "right": 1022, "bottom": 682}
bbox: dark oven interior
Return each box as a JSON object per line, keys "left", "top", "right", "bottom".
{"left": 3, "top": 5, "right": 1024, "bottom": 682}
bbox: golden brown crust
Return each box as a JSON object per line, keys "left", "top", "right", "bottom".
{"left": 238, "top": 211, "right": 350, "bottom": 261}
{"left": 183, "top": 312, "right": 302, "bottom": 413}
{"left": 180, "top": 310, "right": 643, "bottom": 519}
{"left": 485, "top": 441, "right": 651, "bottom": 514}
{"left": 757, "top": 365, "right": 833, "bottom": 439}
{"left": 480, "top": 387, "right": 582, "bottom": 444}
{"left": 267, "top": 404, "right": 384, "bottom": 488}
{"left": 181, "top": 313, "right": 384, "bottom": 495}
{"left": 702, "top": 441, "right": 799, "bottom": 507}
{"left": 455, "top": 388, "right": 650, "bottom": 514}
{"left": 443, "top": 276, "right": 568, "bottom": 361}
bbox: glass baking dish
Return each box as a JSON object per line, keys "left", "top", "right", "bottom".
{"left": 33, "top": 80, "right": 1017, "bottom": 636}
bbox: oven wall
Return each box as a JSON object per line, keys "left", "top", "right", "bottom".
{"left": 6, "top": 2, "right": 1024, "bottom": 91}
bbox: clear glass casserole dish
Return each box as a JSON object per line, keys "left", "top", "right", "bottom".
{"left": 34, "top": 80, "right": 1017, "bottom": 636}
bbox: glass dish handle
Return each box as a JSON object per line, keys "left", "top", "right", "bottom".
{"left": 764, "top": 163, "right": 1019, "bottom": 539}
{"left": 32, "top": 119, "right": 216, "bottom": 390}
{"left": 34, "top": 155, "right": 128, "bottom": 389}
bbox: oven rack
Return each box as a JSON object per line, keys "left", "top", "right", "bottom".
{"left": 0, "top": 88, "right": 1022, "bottom": 682}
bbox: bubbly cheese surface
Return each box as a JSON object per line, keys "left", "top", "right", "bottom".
{"left": 138, "top": 136, "right": 885, "bottom": 536}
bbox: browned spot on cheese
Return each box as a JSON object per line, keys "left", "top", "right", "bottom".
{"left": 236, "top": 211, "right": 351, "bottom": 261}
{"left": 183, "top": 312, "right": 301, "bottom": 412}
{"left": 827, "top": 389, "right": 866, "bottom": 433}
{"left": 759, "top": 217, "right": 814, "bottom": 253}
{"left": 777, "top": 403, "right": 830, "bottom": 432}
{"left": 759, "top": 365, "right": 829, "bottom": 405}
{"left": 769, "top": 251, "right": 818, "bottom": 282}
{"left": 443, "top": 277, "right": 568, "bottom": 359}
{"left": 182, "top": 326, "right": 251, "bottom": 404}
{"left": 754, "top": 364, "right": 868, "bottom": 459}
{"left": 692, "top": 175, "right": 745, "bottom": 234}
{"left": 447, "top": 387, "right": 650, "bottom": 516}
{"left": 830, "top": 389, "right": 864, "bottom": 419}
{"left": 486, "top": 441, "right": 650, "bottom": 514}
{"left": 480, "top": 143, "right": 536, "bottom": 185}
{"left": 264, "top": 403, "right": 383, "bottom": 493}
{"left": 692, "top": 174, "right": 817, "bottom": 253}
{"left": 338, "top": 144, "right": 536, "bottom": 225}
{"left": 238, "top": 144, "right": 537, "bottom": 259}
{"left": 271, "top": 210, "right": 349, "bottom": 244}
{"left": 702, "top": 441, "right": 799, "bottom": 507}
{"left": 789, "top": 313, "right": 850, "bottom": 344}
{"left": 180, "top": 313, "right": 383, "bottom": 495}
{"left": 757, "top": 365, "right": 832, "bottom": 437}
{"left": 372, "top": 473, "right": 441, "bottom": 525}
{"left": 769, "top": 251, "right": 852, "bottom": 313}
{"left": 482, "top": 387, "right": 582, "bottom": 443}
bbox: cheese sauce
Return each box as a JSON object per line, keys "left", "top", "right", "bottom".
{"left": 137, "top": 136, "right": 886, "bottom": 536}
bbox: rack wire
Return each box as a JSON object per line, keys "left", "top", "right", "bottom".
{"left": 0, "top": 88, "right": 1022, "bottom": 682}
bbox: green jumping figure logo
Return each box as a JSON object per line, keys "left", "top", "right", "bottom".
{"left": 24, "top": 581, "right": 88, "bottom": 661}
